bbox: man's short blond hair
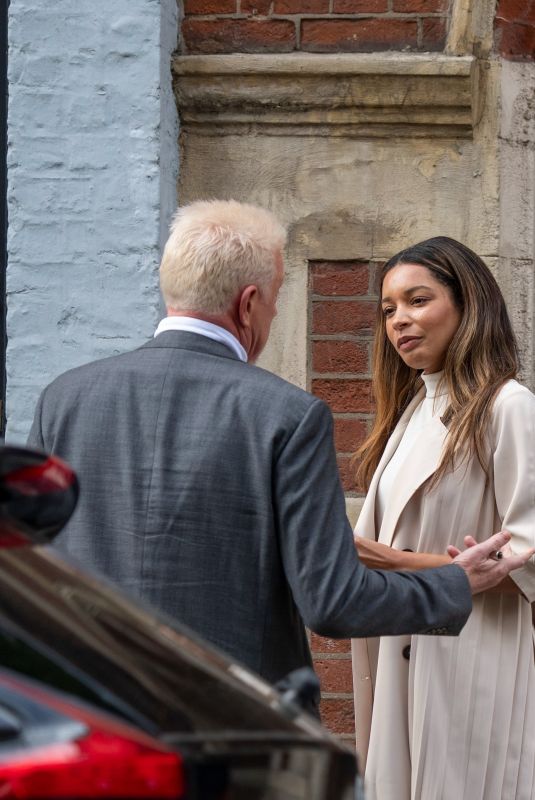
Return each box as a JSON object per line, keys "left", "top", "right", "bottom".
{"left": 160, "top": 199, "right": 287, "bottom": 314}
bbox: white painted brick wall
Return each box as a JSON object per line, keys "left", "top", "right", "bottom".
{"left": 7, "top": 0, "right": 179, "bottom": 441}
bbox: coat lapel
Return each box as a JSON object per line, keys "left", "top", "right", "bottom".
{"left": 356, "top": 387, "right": 426, "bottom": 542}
{"left": 379, "top": 412, "right": 448, "bottom": 547}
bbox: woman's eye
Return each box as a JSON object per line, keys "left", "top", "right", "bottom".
{"left": 411, "top": 296, "right": 428, "bottom": 306}
{"left": 382, "top": 306, "right": 394, "bottom": 317}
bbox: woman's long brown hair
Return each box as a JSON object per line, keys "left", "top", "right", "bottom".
{"left": 356, "top": 237, "right": 519, "bottom": 490}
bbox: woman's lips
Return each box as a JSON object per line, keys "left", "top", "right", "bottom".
{"left": 397, "top": 337, "right": 422, "bottom": 352}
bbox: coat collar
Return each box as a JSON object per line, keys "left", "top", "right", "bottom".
{"left": 357, "top": 385, "right": 449, "bottom": 545}
{"left": 140, "top": 330, "right": 243, "bottom": 362}
{"left": 378, "top": 413, "right": 448, "bottom": 546}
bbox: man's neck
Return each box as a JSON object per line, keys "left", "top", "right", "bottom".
{"left": 166, "top": 308, "right": 237, "bottom": 336}
{"left": 158, "top": 312, "right": 248, "bottom": 362}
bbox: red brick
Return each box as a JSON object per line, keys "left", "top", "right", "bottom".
{"left": 333, "top": 0, "right": 388, "bottom": 11}
{"left": 274, "top": 0, "right": 329, "bottom": 11}
{"left": 241, "top": 0, "right": 272, "bottom": 14}
{"left": 392, "top": 0, "right": 447, "bottom": 11}
{"left": 312, "top": 340, "right": 368, "bottom": 375}
{"left": 320, "top": 698, "right": 355, "bottom": 735}
{"left": 310, "top": 634, "right": 352, "bottom": 653}
{"left": 496, "top": 19, "right": 535, "bottom": 58}
{"left": 337, "top": 454, "right": 363, "bottom": 492}
{"left": 312, "top": 300, "right": 376, "bottom": 335}
{"left": 333, "top": 417, "right": 367, "bottom": 453}
{"left": 311, "top": 261, "right": 369, "bottom": 296}
{"left": 312, "top": 378, "right": 373, "bottom": 413}
{"left": 369, "top": 262, "right": 384, "bottom": 295}
{"left": 182, "top": 18, "right": 296, "bottom": 53}
{"left": 421, "top": 17, "right": 447, "bottom": 50}
{"left": 301, "top": 18, "right": 418, "bottom": 51}
{"left": 496, "top": 0, "right": 535, "bottom": 24}
{"left": 184, "top": 0, "right": 236, "bottom": 12}
{"left": 314, "top": 659, "right": 354, "bottom": 693}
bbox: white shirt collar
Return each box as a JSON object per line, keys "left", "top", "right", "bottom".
{"left": 154, "top": 316, "right": 248, "bottom": 363}
{"left": 421, "top": 370, "right": 447, "bottom": 399}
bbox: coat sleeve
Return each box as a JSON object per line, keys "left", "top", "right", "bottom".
{"left": 273, "top": 397, "right": 472, "bottom": 638}
{"left": 492, "top": 386, "right": 535, "bottom": 601}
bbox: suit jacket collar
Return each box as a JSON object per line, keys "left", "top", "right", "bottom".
{"left": 357, "top": 385, "right": 449, "bottom": 545}
{"left": 140, "top": 330, "right": 243, "bottom": 362}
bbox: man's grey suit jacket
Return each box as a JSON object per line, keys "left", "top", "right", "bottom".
{"left": 28, "top": 331, "right": 471, "bottom": 685}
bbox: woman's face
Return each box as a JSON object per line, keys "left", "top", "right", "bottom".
{"left": 381, "top": 262, "right": 462, "bottom": 374}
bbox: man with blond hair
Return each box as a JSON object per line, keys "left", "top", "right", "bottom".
{"left": 28, "top": 199, "right": 528, "bottom": 698}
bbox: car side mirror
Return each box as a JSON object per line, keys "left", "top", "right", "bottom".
{"left": 275, "top": 667, "right": 321, "bottom": 717}
{"left": 0, "top": 446, "right": 78, "bottom": 547}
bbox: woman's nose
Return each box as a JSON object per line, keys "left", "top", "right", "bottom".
{"left": 391, "top": 310, "right": 410, "bottom": 330}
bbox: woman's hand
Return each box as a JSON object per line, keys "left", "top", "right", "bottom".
{"left": 354, "top": 536, "right": 404, "bottom": 570}
{"left": 354, "top": 535, "right": 452, "bottom": 571}
{"left": 354, "top": 535, "right": 451, "bottom": 572}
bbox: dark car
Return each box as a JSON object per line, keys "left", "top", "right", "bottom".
{"left": 0, "top": 445, "right": 363, "bottom": 799}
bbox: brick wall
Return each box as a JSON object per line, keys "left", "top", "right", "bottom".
{"left": 310, "top": 633, "right": 356, "bottom": 741}
{"left": 181, "top": 0, "right": 451, "bottom": 54}
{"left": 308, "top": 259, "right": 380, "bottom": 740}
{"left": 495, "top": 0, "right": 535, "bottom": 60}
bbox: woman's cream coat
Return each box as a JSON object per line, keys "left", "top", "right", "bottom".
{"left": 352, "top": 380, "right": 535, "bottom": 800}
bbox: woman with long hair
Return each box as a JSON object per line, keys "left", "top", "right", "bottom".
{"left": 352, "top": 237, "right": 535, "bottom": 800}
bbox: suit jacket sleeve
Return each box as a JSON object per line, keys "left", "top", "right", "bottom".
{"left": 27, "top": 389, "right": 46, "bottom": 450}
{"left": 273, "top": 398, "right": 472, "bottom": 638}
{"left": 492, "top": 387, "right": 535, "bottom": 601}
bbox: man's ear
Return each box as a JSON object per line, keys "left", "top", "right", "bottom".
{"left": 237, "top": 285, "right": 258, "bottom": 328}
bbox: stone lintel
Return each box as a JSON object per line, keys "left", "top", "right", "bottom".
{"left": 173, "top": 53, "right": 478, "bottom": 139}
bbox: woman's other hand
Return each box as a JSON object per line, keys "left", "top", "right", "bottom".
{"left": 355, "top": 535, "right": 452, "bottom": 571}
{"left": 354, "top": 536, "right": 403, "bottom": 569}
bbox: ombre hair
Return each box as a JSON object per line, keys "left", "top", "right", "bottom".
{"left": 357, "top": 236, "right": 519, "bottom": 490}
{"left": 160, "top": 199, "right": 287, "bottom": 315}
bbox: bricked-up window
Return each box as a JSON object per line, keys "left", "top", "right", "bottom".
{"left": 308, "top": 259, "right": 379, "bottom": 742}
{"left": 494, "top": 0, "right": 535, "bottom": 60}
{"left": 309, "top": 259, "right": 379, "bottom": 494}
{"left": 181, "top": 0, "right": 451, "bottom": 54}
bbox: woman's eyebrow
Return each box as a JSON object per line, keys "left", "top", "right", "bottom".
{"left": 381, "top": 284, "right": 433, "bottom": 303}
